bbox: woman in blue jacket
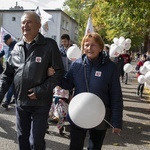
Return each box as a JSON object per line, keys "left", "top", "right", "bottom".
{"left": 49, "top": 32, "right": 123, "bottom": 150}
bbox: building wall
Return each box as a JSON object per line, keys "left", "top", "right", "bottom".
{"left": 2, "top": 11, "right": 22, "bottom": 39}
{"left": 0, "top": 9, "right": 78, "bottom": 46}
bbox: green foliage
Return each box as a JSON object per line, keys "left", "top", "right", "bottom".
{"left": 63, "top": 0, "right": 150, "bottom": 50}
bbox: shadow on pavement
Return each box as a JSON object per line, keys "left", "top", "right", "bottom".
{"left": 0, "top": 117, "right": 17, "bottom": 143}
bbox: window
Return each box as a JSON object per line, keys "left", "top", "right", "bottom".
{"left": 75, "top": 26, "right": 78, "bottom": 34}
{"left": 51, "top": 35, "right": 56, "bottom": 41}
{"left": 62, "top": 20, "right": 65, "bottom": 28}
{"left": 66, "top": 22, "right": 68, "bottom": 30}
{"left": 12, "top": 17, "right": 16, "bottom": 21}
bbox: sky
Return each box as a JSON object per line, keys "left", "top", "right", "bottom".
{"left": 0, "top": 0, "right": 66, "bottom": 10}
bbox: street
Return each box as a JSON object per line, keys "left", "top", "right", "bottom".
{"left": 0, "top": 61, "right": 150, "bottom": 150}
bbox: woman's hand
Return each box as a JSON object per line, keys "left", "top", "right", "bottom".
{"left": 112, "top": 128, "right": 121, "bottom": 136}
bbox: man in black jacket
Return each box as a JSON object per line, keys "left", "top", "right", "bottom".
{"left": 0, "top": 11, "right": 64, "bottom": 150}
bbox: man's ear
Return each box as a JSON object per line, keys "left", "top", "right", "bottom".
{"left": 38, "top": 23, "right": 41, "bottom": 29}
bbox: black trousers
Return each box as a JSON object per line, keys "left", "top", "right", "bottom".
{"left": 137, "top": 83, "right": 144, "bottom": 95}
{"left": 69, "top": 124, "right": 107, "bottom": 150}
{"left": 16, "top": 104, "right": 50, "bottom": 150}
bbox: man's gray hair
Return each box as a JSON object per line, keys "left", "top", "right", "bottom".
{"left": 21, "top": 11, "right": 41, "bottom": 23}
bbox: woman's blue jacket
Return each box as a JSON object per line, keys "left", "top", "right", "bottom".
{"left": 61, "top": 52, "right": 123, "bottom": 130}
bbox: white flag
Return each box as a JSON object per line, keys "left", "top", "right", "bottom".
{"left": 85, "top": 15, "right": 94, "bottom": 35}
{"left": 35, "top": 6, "right": 54, "bottom": 37}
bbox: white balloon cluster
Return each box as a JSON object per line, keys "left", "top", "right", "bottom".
{"left": 67, "top": 44, "right": 82, "bottom": 61}
{"left": 109, "top": 36, "right": 131, "bottom": 57}
{"left": 137, "top": 61, "right": 150, "bottom": 89}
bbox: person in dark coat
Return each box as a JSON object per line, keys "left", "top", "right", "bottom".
{"left": 135, "top": 54, "right": 147, "bottom": 97}
{"left": 57, "top": 32, "right": 123, "bottom": 150}
{"left": 0, "top": 34, "right": 17, "bottom": 109}
{"left": 113, "top": 54, "right": 124, "bottom": 82}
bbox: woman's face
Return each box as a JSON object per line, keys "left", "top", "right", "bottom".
{"left": 83, "top": 37, "right": 101, "bottom": 60}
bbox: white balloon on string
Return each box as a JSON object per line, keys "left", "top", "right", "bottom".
{"left": 143, "top": 61, "right": 150, "bottom": 67}
{"left": 113, "top": 37, "right": 119, "bottom": 45}
{"left": 109, "top": 44, "right": 121, "bottom": 57}
{"left": 146, "top": 64, "right": 150, "bottom": 71}
{"left": 125, "top": 43, "right": 131, "bottom": 50}
{"left": 145, "top": 82, "right": 150, "bottom": 90}
{"left": 123, "top": 63, "right": 133, "bottom": 73}
{"left": 139, "top": 66, "right": 148, "bottom": 74}
{"left": 68, "top": 92, "right": 106, "bottom": 129}
{"left": 67, "top": 45, "right": 82, "bottom": 61}
{"left": 125, "top": 38, "right": 131, "bottom": 44}
{"left": 137, "top": 75, "right": 146, "bottom": 84}
{"left": 145, "top": 71, "right": 150, "bottom": 85}
{"left": 118, "top": 36, "right": 126, "bottom": 48}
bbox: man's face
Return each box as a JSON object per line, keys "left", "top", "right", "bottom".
{"left": 21, "top": 14, "right": 41, "bottom": 41}
{"left": 5, "top": 38, "right": 12, "bottom": 46}
{"left": 61, "top": 39, "right": 70, "bottom": 49}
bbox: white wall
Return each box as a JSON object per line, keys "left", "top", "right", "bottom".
{"left": 0, "top": 9, "right": 78, "bottom": 46}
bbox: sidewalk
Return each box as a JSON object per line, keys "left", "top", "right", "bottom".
{"left": 0, "top": 61, "right": 150, "bottom": 150}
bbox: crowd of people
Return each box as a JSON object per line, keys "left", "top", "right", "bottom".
{"left": 0, "top": 9, "right": 149, "bottom": 150}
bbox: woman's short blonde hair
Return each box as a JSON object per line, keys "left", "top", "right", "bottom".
{"left": 81, "top": 32, "right": 104, "bottom": 53}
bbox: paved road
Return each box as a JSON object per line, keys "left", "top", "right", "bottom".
{"left": 0, "top": 61, "right": 150, "bottom": 150}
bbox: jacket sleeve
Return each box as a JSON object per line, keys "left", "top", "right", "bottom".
{"left": 135, "top": 62, "right": 140, "bottom": 72}
{"left": 58, "top": 62, "right": 75, "bottom": 91}
{"left": 110, "top": 65, "right": 123, "bottom": 129}
{"left": 33, "top": 39, "right": 64, "bottom": 98}
{"left": 0, "top": 49, "right": 5, "bottom": 58}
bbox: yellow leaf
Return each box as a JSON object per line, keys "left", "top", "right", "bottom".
{"left": 113, "top": 143, "right": 119, "bottom": 146}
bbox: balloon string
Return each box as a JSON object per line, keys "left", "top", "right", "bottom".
{"left": 104, "top": 119, "right": 114, "bottom": 129}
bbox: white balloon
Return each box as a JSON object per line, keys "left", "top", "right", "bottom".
{"left": 146, "top": 64, "right": 150, "bottom": 71}
{"left": 105, "top": 44, "right": 110, "bottom": 48}
{"left": 110, "top": 43, "right": 115, "bottom": 48}
{"left": 125, "top": 43, "right": 131, "bottom": 50}
{"left": 68, "top": 92, "right": 106, "bottom": 129}
{"left": 109, "top": 44, "right": 121, "bottom": 57}
{"left": 113, "top": 37, "right": 119, "bottom": 45}
{"left": 119, "top": 45, "right": 125, "bottom": 52}
{"left": 145, "top": 82, "right": 150, "bottom": 90}
{"left": 123, "top": 63, "right": 133, "bottom": 73}
{"left": 143, "top": 61, "right": 150, "bottom": 67}
{"left": 137, "top": 75, "right": 146, "bottom": 84}
{"left": 145, "top": 71, "right": 150, "bottom": 85}
{"left": 125, "top": 38, "right": 131, "bottom": 44}
{"left": 118, "top": 36, "right": 125, "bottom": 48}
{"left": 67, "top": 45, "right": 82, "bottom": 61}
{"left": 139, "top": 66, "right": 148, "bottom": 74}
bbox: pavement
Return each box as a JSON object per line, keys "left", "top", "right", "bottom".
{"left": 0, "top": 60, "right": 150, "bottom": 150}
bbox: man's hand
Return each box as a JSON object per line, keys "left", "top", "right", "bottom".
{"left": 28, "top": 89, "right": 37, "bottom": 100}
{"left": 48, "top": 67, "right": 55, "bottom": 76}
